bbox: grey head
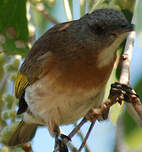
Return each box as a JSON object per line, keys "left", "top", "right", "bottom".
{"left": 79, "top": 9, "right": 133, "bottom": 50}
{"left": 84, "top": 9, "right": 133, "bottom": 36}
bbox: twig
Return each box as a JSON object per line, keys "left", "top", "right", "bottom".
{"left": 68, "top": 117, "right": 87, "bottom": 139}
{"left": 30, "top": 1, "right": 59, "bottom": 24}
{"left": 119, "top": 3, "right": 142, "bottom": 126}
{"left": 78, "top": 122, "right": 95, "bottom": 152}
{"left": 74, "top": 123, "right": 91, "bottom": 152}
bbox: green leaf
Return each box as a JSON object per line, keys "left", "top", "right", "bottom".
{"left": 0, "top": 0, "right": 29, "bottom": 56}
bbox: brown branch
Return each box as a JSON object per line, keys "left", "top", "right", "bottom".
{"left": 78, "top": 122, "right": 95, "bottom": 152}
{"left": 30, "top": 1, "right": 59, "bottom": 24}
{"left": 68, "top": 118, "right": 87, "bottom": 139}
{"left": 74, "top": 123, "right": 91, "bottom": 152}
{"left": 119, "top": 10, "right": 142, "bottom": 126}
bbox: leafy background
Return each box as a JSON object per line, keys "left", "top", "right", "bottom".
{"left": 0, "top": 0, "right": 142, "bottom": 152}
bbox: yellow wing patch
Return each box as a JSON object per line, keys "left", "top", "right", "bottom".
{"left": 14, "top": 72, "right": 30, "bottom": 98}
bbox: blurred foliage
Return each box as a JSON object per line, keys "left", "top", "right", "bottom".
{"left": 0, "top": 0, "right": 29, "bottom": 57}
{"left": 0, "top": 0, "right": 141, "bottom": 152}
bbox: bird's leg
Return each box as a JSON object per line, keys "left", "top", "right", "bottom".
{"left": 68, "top": 117, "right": 87, "bottom": 139}
{"left": 54, "top": 131, "right": 70, "bottom": 152}
{"left": 85, "top": 98, "right": 110, "bottom": 123}
{"left": 85, "top": 107, "right": 109, "bottom": 122}
{"left": 85, "top": 82, "right": 136, "bottom": 122}
{"left": 85, "top": 82, "right": 139, "bottom": 123}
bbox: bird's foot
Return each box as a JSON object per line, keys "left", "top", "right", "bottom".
{"left": 54, "top": 134, "right": 71, "bottom": 152}
{"left": 85, "top": 82, "right": 137, "bottom": 122}
{"left": 110, "top": 82, "right": 139, "bottom": 104}
{"left": 85, "top": 106, "right": 109, "bottom": 122}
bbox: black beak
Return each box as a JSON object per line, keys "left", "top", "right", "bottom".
{"left": 112, "top": 23, "right": 134, "bottom": 35}
{"left": 121, "top": 23, "right": 134, "bottom": 32}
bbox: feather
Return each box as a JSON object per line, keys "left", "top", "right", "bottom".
{"left": 15, "top": 72, "right": 30, "bottom": 98}
{"left": 8, "top": 120, "right": 37, "bottom": 146}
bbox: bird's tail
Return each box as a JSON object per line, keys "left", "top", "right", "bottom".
{"left": 8, "top": 120, "right": 37, "bottom": 146}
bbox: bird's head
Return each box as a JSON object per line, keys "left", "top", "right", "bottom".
{"left": 79, "top": 9, "right": 134, "bottom": 69}
{"left": 86, "top": 9, "right": 133, "bottom": 36}
{"left": 80, "top": 9, "right": 134, "bottom": 51}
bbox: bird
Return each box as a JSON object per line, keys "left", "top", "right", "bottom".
{"left": 8, "top": 9, "right": 133, "bottom": 150}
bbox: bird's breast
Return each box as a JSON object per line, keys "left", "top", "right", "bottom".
{"left": 24, "top": 74, "right": 105, "bottom": 126}
{"left": 24, "top": 46, "right": 116, "bottom": 135}
{"left": 39, "top": 48, "right": 116, "bottom": 91}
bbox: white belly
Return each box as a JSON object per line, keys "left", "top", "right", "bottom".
{"left": 24, "top": 76, "right": 105, "bottom": 134}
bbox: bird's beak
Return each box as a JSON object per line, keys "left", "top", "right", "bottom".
{"left": 121, "top": 23, "right": 134, "bottom": 32}
{"left": 112, "top": 23, "right": 134, "bottom": 35}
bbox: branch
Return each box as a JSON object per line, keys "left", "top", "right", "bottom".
{"left": 119, "top": 2, "right": 142, "bottom": 126}
{"left": 78, "top": 122, "right": 95, "bottom": 152}
{"left": 73, "top": 123, "right": 91, "bottom": 152}
{"left": 30, "top": 1, "right": 59, "bottom": 24}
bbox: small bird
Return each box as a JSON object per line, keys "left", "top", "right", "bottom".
{"left": 8, "top": 9, "right": 133, "bottom": 148}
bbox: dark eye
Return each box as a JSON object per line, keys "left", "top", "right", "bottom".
{"left": 121, "top": 24, "right": 128, "bottom": 28}
{"left": 88, "top": 22, "right": 105, "bottom": 35}
{"left": 110, "top": 33, "right": 117, "bottom": 38}
{"left": 111, "top": 33, "right": 117, "bottom": 36}
{"left": 93, "top": 25, "right": 104, "bottom": 34}
{"left": 96, "top": 26, "right": 103, "bottom": 32}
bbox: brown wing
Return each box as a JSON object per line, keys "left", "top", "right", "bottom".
{"left": 15, "top": 21, "right": 74, "bottom": 113}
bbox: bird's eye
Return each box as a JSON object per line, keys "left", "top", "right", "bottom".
{"left": 121, "top": 24, "right": 128, "bottom": 28}
{"left": 91, "top": 25, "right": 105, "bottom": 35}
{"left": 110, "top": 33, "right": 117, "bottom": 38}
{"left": 88, "top": 22, "right": 105, "bottom": 35}
{"left": 95, "top": 26, "right": 104, "bottom": 34}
